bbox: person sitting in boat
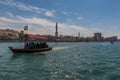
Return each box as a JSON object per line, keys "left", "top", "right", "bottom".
{"left": 24, "top": 41, "right": 30, "bottom": 49}
{"left": 27, "top": 41, "right": 32, "bottom": 49}
{"left": 24, "top": 42, "right": 28, "bottom": 49}
{"left": 25, "top": 41, "right": 48, "bottom": 49}
{"left": 35, "top": 42, "right": 39, "bottom": 48}
{"left": 25, "top": 41, "right": 33, "bottom": 49}
{"left": 40, "top": 42, "right": 48, "bottom": 48}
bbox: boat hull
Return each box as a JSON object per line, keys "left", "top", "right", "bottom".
{"left": 9, "top": 46, "right": 52, "bottom": 54}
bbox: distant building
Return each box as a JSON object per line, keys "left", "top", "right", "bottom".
{"left": 111, "top": 36, "right": 118, "bottom": 41}
{"left": 47, "top": 35, "right": 56, "bottom": 41}
{"left": 94, "top": 33, "right": 102, "bottom": 39}
{"left": 86, "top": 37, "right": 94, "bottom": 42}
{"left": 0, "top": 29, "right": 19, "bottom": 40}
{"left": 59, "top": 35, "right": 73, "bottom": 41}
{"left": 104, "top": 36, "right": 118, "bottom": 41}
{"left": 94, "top": 33, "right": 103, "bottom": 41}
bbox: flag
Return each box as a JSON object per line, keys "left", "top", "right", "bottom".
{"left": 24, "top": 25, "right": 28, "bottom": 30}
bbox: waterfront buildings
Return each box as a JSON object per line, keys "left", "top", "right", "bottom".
{"left": 53, "top": 23, "right": 118, "bottom": 42}
{"left": 0, "top": 29, "right": 19, "bottom": 41}
{"left": 0, "top": 23, "right": 119, "bottom": 42}
{"left": 104, "top": 36, "right": 118, "bottom": 41}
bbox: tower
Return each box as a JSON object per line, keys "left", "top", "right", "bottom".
{"left": 55, "top": 22, "right": 58, "bottom": 38}
{"left": 78, "top": 32, "right": 80, "bottom": 39}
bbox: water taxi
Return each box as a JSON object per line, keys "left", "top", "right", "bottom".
{"left": 9, "top": 34, "right": 52, "bottom": 54}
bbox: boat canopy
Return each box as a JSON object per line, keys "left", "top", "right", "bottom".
{"left": 25, "top": 34, "right": 47, "bottom": 40}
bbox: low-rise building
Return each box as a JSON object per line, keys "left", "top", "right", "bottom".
{"left": 94, "top": 33, "right": 103, "bottom": 41}
{"left": 0, "top": 29, "right": 19, "bottom": 40}
{"left": 104, "top": 36, "right": 118, "bottom": 41}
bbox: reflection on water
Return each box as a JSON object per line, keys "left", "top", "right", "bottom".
{"left": 0, "top": 42, "right": 120, "bottom": 80}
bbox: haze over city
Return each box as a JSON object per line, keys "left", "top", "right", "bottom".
{"left": 0, "top": 0, "right": 120, "bottom": 38}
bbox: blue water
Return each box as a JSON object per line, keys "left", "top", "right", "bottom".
{"left": 0, "top": 42, "right": 120, "bottom": 80}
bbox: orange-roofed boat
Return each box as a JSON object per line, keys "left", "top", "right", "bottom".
{"left": 9, "top": 34, "right": 52, "bottom": 54}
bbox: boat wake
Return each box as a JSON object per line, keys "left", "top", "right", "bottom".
{"left": 52, "top": 46, "right": 72, "bottom": 51}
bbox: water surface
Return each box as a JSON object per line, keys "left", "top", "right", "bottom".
{"left": 0, "top": 42, "right": 120, "bottom": 80}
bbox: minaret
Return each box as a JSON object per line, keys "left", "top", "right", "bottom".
{"left": 78, "top": 32, "right": 80, "bottom": 39}
{"left": 55, "top": 22, "right": 58, "bottom": 38}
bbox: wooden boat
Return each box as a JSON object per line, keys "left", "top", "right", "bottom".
{"left": 9, "top": 46, "right": 52, "bottom": 53}
{"left": 9, "top": 34, "right": 52, "bottom": 54}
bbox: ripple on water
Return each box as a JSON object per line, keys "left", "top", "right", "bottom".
{"left": 0, "top": 42, "right": 120, "bottom": 80}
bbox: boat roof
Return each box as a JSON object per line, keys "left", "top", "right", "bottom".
{"left": 25, "top": 34, "right": 47, "bottom": 40}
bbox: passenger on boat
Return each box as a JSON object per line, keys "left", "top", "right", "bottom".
{"left": 25, "top": 41, "right": 33, "bottom": 49}
{"left": 24, "top": 41, "right": 48, "bottom": 49}
{"left": 24, "top": 42, "right": 28, "bottom": 49}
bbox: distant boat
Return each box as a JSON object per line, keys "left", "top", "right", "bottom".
{"left": 110, "top": 41, "right": 114, "bottom": 44}
{"left": 9, "top": 34, "right": 52, "bottom": 54}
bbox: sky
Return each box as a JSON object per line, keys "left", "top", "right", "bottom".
{"left": 0, "top": 0, "right": 120, "bottom": 38}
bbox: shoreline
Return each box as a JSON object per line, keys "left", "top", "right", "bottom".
{"left": 0, "top": 40, "right": 119, "bottom": 43}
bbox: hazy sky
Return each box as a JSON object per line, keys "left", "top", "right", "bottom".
{"left": 0, "top": 0, "right": 120, "bottom": 38}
